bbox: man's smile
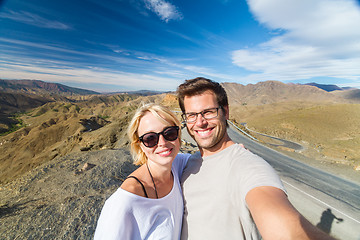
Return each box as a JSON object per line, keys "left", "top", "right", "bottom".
{"left": 194, "top": 127, "right": 214, "bottom": 137}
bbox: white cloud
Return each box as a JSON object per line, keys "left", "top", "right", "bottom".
{"left": 0, "top": 10, "right": 71, "bottom": 30}
{"left": 0, "top": 61, "right": 180, "bottom": 91}
{"left": 144, "top": 0, "right": 183, "bottom": 22}
{"left": 232, "top": 0, "right": 360, "bottom": 85}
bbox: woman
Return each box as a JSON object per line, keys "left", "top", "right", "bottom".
{"left": 94, "top": 103, "right": 190, "bottom": 240}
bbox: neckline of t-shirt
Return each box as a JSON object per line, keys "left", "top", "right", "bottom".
{"left": 202, "top": 143, "right": 239, "bottom": 161}
{"left": 119, "top": 168, "right": 176, "bottom": 201}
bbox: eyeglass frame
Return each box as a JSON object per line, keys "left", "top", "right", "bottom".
{"left": 138, "top": 126, "right": 180, "bottom": 148}
{"left": 182, "top": 106, "right": 223, "bottom": 123}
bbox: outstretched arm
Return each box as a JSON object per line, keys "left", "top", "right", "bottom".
{"left": 246, "top": 186, "right": 336, "bottom": 240}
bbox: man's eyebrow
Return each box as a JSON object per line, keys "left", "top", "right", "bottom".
{"left": 185, "top": 108, "right": 216, "bottom": 114}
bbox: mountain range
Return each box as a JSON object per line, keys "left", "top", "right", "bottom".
{"left": 222, "top": 80, "right": 360, "bottom": 105}
{"left": 0, "top": 79, "right": 99, "bottom": 96}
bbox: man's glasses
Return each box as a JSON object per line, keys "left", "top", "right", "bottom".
{"left": 182, "top": 107, "right": 221, "bottom": 123}
{"left": 139, "top": 126, "right": 180, "bottom": 148}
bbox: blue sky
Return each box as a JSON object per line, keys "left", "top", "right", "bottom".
{"left": 0, "top": 0, "right": 360, "bottom": 92}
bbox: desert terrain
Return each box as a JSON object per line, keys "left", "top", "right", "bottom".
{"left": 0, "top": 79, "right": 359, "bottom": 239}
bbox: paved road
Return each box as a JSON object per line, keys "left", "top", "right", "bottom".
{"left": 182, "top": 125, "right": 360, "bottom": 239}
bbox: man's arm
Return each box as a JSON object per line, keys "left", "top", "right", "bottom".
{"left": 246, "top": 186, "right": 336, "bottom": 240}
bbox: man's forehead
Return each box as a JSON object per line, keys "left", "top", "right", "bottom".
{"left": 183, "top": 91, "right": 218, "bottom": 112}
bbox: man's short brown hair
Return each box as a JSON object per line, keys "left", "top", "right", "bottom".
{"left": 176, "top": 77, "right": 229, "bottom": 113}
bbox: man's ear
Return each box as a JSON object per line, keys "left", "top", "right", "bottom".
{"left": 222, "top": 105, "right": 230, "bottom": 119}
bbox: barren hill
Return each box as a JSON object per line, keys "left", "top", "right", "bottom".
{"left": 0, "top": 92, "right": 51, "bottom": 114}
{"left": 221, "top": 81, "right": 350, "bottom": 105}
{"left": 331, "top": 88, "right": 360, "bottom": 102}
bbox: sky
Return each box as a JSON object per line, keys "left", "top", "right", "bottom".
{"left": 0, "top": 0, "right": 360, "bottom": 92}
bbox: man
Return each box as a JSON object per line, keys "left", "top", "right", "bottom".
{"left": 177, "top": 77, "right": 335, "bottom": 239}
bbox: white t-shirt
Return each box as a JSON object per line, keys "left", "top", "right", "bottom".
{"left": 181, "top": 144, "right": 286, "bottom": 240}
{"left": 94, "top": 153, "right": 190, "bottom": 240}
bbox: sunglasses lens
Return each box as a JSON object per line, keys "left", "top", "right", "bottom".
{"left": 139, "top": 126, "right": 179, "bottom": 148}
{"left": 142, "top": 133, "right": 158, "bottom": 148}
{"left": 163, "top": 127, "right": 179, "bottom": 141}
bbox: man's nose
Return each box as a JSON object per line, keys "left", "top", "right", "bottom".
{"left": 194, "top": 113, "right": 207, "bottom": 126}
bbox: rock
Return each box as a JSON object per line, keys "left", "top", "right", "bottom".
{"left": 75, "top": 162, "right": 97, "bottom": 175}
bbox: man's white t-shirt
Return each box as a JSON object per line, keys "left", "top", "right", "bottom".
{"left": 94, "top": 153, "right": 190, "bottom": 240}
{"left": 181, "top": 144, "right": 286, "bottom": 240}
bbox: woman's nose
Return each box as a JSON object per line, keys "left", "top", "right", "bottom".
{"left": 157, "top": 134, "right": 167, "bottom": 146}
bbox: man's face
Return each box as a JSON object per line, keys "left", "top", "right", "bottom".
{"left": 183, "top": 90, "right": 229, "bottom": 155}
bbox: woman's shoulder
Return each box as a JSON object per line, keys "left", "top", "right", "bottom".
{"left": 120, "top": 167, "right": 148, "bottom": 198}
{"left": 120, "top": 178, "right": 145, "bottom": 196}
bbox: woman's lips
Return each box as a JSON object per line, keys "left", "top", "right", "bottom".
{"left": 157, "top": 148, "right": 173, "bottom": 157}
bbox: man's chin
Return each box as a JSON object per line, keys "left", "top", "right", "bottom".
{"left": 194, "top": 138, "right": 215, "bottom": 150}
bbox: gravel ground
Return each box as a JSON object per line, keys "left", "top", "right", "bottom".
{"left": 0, "top": 149, "right": 137, "bottom": 239}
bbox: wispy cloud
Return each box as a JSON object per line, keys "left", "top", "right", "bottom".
{"left": 0, "top": 10, "right": 71, "bottom": 30}
{"left": 143, "top": 0, "right": 183, "bottom": 22}
{"left": 0, "top": 60, "right": 179, "bottom": 91}
{"left": 232, "top": 0, "right": 360, "bottom": 85}
{"left": 0, "top": 36, "right": 231, "bottom": 90}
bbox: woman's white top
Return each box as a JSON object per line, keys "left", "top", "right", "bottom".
{"left": 94, "top": 153, "right": 190, "bottom": 240}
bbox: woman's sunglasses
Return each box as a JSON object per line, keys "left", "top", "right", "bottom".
{"left": 139, "top": 126, "right": 180, "bottom": 148}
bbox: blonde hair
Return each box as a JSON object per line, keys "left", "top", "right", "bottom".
{"left": 127, "top": 103, "right": 182, "bottom": 165}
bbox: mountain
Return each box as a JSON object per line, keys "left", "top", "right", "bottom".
{"left": 303, "top": 82, "right": 350, "bottom": 92}
{"left": 0, "top": 92, "right": 51, "bottom": 114}
{"left": 221, "top": 81, "right": 346, "bottom": 105}
{"left": 301, "top": 82, "right": 360, "bottom": 102}
{"left": 331, "top": 88, "right": 360, "bottom": 101}
{"left": 0, "top": 79, "right": 99, "bottom": 96}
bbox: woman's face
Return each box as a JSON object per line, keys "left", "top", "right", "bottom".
{"left": 137, "top": 111, "right": 180, "bottom": 168}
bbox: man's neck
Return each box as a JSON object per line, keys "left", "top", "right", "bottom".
{"left": 200, "top": 135, "right": 235, "bottom": 157}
